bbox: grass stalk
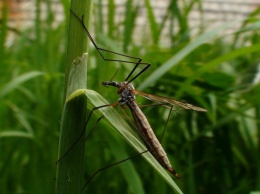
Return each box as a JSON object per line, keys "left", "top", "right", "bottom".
{"left": 64, "top": 1, "right": 92, "bottom": 100}
{"left": 55, "top": 0, "right": 93, "bottom": 193}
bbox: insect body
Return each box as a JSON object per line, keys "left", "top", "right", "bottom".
{"left": 59, "top": 10, "right": 207, "bottom": 188}
{"left": 102, "top": 81, "right": 206, "bottom": 178}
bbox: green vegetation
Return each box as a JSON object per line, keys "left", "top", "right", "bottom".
{"left": 55, "top": 1, "right": 91, "bottom": 193}
{"left": 1, "top": 0, "right": 260, "bottom": 193}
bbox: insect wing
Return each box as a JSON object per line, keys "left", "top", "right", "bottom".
{"left": 133, "top": 90, "right": 207, "bottom": 112}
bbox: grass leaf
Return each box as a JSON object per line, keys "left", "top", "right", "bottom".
{"left": 84, "top": 89, "right": 183, "bottom": 194}
{"left": 138, "top": 21, "right": 236, "bottom": 90}
{"left": 0, "top": 71, "right": 44, "bottom": 98}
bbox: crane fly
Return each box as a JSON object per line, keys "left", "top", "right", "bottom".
{"left": 57, "top": 10, "right": 207, "bottom": 190}
{"left": 102, "top": 80, "right": 207, "bottom": 179}
{"left": 58, "top": 10, "right": 151, "bottom": 167}
{"left": 58, "top": 9, "right": 153, "bottom": 162}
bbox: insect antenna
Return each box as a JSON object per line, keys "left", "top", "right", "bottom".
{"left": 110, "top": 68, "right": 119, "bottom": 81}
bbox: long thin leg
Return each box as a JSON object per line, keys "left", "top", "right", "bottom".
{"left": 82, "top": 105, "right": 174, "bottom": 189}
{"left": 81, "top": 105, "right": 151, "bottom": 190}
{"left": 84, "top": 116, "right": 104, "bottom": 142}
{"left": 56, "top": 103, "right": 118, "bottom": 164}
{"left": 160, "top": 106, "right": 173, "bottom": 142}
{"left": 70, "top": 9, "right": 151, "bottom": 83}
{"left": 122, "top": 103, "right": 174, "bottom": 143}
{"left": 82, "top": 150, "right": 149, "bottom": 191}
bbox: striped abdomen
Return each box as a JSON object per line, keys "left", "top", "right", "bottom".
{"left": 127, "top": 100, "right": 180, "bottom": 179}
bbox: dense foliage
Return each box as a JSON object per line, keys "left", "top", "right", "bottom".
{"left": 1, "top": 0, "right": 260, "bottom": 193}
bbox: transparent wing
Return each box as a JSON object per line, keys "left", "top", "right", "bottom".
{"left": 133, "top": 90, "right": 207, "bottom": 112}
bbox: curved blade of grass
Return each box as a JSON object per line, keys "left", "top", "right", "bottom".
{"left": 0, "top": 131, "right": 33, "bottom": 138}
{"left": 235, "top": 21, "right": 260, "bottom": 33}
{"left": 63, "top": 88, "right": 145, "bottom": 193}
{"left": 0, "top": 71, "right": 44, "bottom": 98}
{"left": 83, "top": 89, "right": 183, "bottom": 194}
{"left": 138, "top": 21, "right": 235, "bottom": 90}
{"left": 101, "top": 119, "right": 146, "bottom": 194}
{"left": 175, "top": 43, "right": 260, "bottom": 98}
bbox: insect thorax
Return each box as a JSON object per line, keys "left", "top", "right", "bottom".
{"left": 118, "top": 82, "right": 136, "bottom": 105}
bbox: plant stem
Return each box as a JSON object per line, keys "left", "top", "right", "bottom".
{"left": 55, "top": 1, "right": 93, "bottom": 193}
{"left": 64, "top": 2, "right": 92, "bottom": 99}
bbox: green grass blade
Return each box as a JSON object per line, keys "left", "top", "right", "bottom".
{"left": 63, "top": 1, "right": 93, "bottom": 101}
{"left": 123, "top": 0, "right": 139, "bottom": 52}
{"left": 175, "top": 43, "right": 260, "bottom": 98}
{"left": 0, "top": 131, "right": 33, "bottom": 138}
{"left": 108, "top": 0, "right": 115, "bottom": 38}
{"left": 144, "top": 0, "right": 159, "bottom": 44}
{"left": 66, "top": 53, "right": 88, "bottom": 98}
{"left": 56, "top": 90, "right": 87, "bottom": 194}
{"left": 56, "top": 0, "right": 92, "bottom": 192}
{"left": 56, "top": 54, "right": 88, "bottom": 194}
{"left": 84, "top": 89, "right": 183, "bottom": 194}
{"left": 138, "top": 21, "right": 236, "bottom": 90}
{"left": 0, "top": 71, "right": 44, "bottom": 98}
{"left": 104, "top": 124, "right": 146, "bottom": 194}
{"left": 0, "top": 0, "right": 8, "bottom": 58}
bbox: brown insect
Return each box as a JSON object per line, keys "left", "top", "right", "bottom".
{"left": 102, "top": 81, "right": 207, "bottom": 179}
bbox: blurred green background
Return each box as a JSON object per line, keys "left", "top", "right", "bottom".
{"left": 1, "top": 0, "right": 260, "bottom": 193}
